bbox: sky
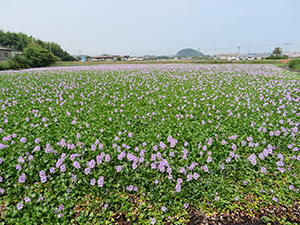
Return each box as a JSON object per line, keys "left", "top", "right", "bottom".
{"left": 0, "top": 0, "right": 299, "bottom": 56}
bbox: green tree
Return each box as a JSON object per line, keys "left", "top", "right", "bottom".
{"left": 272, "top": 47, "right": 283, "bottom": 57}
{"left": 22, "top": 43, "right": 59, "bottom": 67}
{"left": 0, "top": 30, "right": 75, "bottom": 61}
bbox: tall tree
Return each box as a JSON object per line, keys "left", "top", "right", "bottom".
{"left": 272, "top": 47, "right": 283, "bottom": 57}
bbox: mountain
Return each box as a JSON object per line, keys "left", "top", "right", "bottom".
{"left": 0, "top": 30, "right": 75, "bottom": 61}
{"left": 177, "top": 48, "right": 204, "bottom": 57}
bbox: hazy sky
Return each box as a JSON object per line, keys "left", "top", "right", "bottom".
{"left": 1, "top": 0, "right": 299, "bottom": 56}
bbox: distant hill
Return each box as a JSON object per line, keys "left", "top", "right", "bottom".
{"left": 177, "top": 48, "right": 204, "bottom": 57}
{"left": 0, "top": 30, "right": 75, "bottom": 61}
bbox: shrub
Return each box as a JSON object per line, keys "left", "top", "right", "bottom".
{"left": 265, "top": 55, "right": 289, "bottom": 60}
{"left": 288, "top": 58, "right": 300, "bottom": 69}
{"left": 23, "top": 43, "right": 60, "bottom": 68}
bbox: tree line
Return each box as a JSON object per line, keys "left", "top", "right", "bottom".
{"left": 0, "top": 30, "right": 75, "bottom": 61}
{"left": 0, "top": 43, "right": 59, "bottom": 70}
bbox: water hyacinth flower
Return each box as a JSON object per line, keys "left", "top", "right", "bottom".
{"left": 90, "top": 179, "right": 96, "bottom": 186}
{"left": 151, "top": 217, "right": 156, "bottom": 225}
{"left": 161, "top": 206, "right": 168, "bottom": 212}
{"left": 85, "top": 167, "right": 91, "bottom": 175}
{"left": 116, "top": 165, "right": 122, "bottom": 172}
{"left": 17, "top": 203, "right": 23, "bottom": 210}
{"left": 248, "top": 154, "right": 257, "bottom": 165}
{"left": 260, "top": 167, "right": 267, "bottom": 173}
{"left": 18, "top": 173, "right": 26, "bottom": 183}
{"left": 73, "top": 161, "right": 81, "bottom": 169}
{"left": 24, "top": 197, "right": 31, "bottom": 203}
{"left": 20, "top": 137, "right": 27, "bottom": 143}
{"left": 98, "top": 176, "right": 104, "bottom": 187}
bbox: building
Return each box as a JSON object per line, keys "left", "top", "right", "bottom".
{"left": 286, "top": 51, "right": 300, "bottom": 59}
{"left": 92, "top": 55, "right": 130, "bottom": 61}
{"left": 0, "top": 46, "right": 12, "bottom": 61}
{"left": 11, "top": 50, "right": 23, "bottom": 57}
{"left": 216, "top": 53, "right": 238, "bottom": 60}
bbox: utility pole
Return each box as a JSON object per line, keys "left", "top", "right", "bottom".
{"left": 283, "top": 43, "right": 290, "bottom": 54}
{"left": 238, "top": 46, "right": 241, "bottom": 57}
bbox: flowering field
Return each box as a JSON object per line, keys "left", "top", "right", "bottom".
{"left": 0, "top": 64, "right": 299, "bottom": 224}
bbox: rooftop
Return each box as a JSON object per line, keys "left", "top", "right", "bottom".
{"left": 0, "top": 46, "right": 13, "bottom": 51}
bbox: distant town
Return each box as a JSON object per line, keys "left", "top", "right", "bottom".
{"left": 74, "top": 48, "right": 300, "bottom": 62}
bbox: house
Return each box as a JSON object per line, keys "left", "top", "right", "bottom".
{"left": 92, "top": 55, "right": 130, "bottom": 61}
{"left": 0, "top": 46, "right": 13, "bottom": 61}
{"left": 11, "top": 50, "right": 23, "bottom": 57}
{"left": 217, "top": 53, "right": 238, "bottom": 60}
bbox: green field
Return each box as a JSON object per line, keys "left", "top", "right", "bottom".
{"left": 0, "top": 64, "right": 299, "bottom": 224}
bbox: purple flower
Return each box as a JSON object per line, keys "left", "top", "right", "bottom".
{"left": 17, "top": 203, "right": 23, "bottom": 210}
{"left": 40, "top": 176, "right": 47, "bottom": 183}
{"left": 18, "top": 156, "right": 25, "bottom": 163}
{"left": 38, "top": 196, "right": 44, "bottom": 202}
{"left": 248, "top": 154, "right": 257, "bottom": 166}
{"left": 39, "top": 170, "right": 46, "bottom": 177}
{"left": 91, "top": 144, "right": 96, "bottom": 151}
{"left": 161, "top": 206, "right": 168, "bottom": 212}
{"left": 105, "top": 154, "right": 110, "bottom": 162}
{"left": 60, "top": 164, "right": 66, "bottom": 172}
{"left": 71, "top": 174, "right": 77, "bottom": 182}
{"left": 272, "top": 197, "right": 278, "bottom": 202}
{"left": 58, "top": 213, "right": 64, "bottom": 218}
{"left": 24, "top": 197, "right": 31, "bottom": 203}
{"left": 85, "top": 167, "right": 90, "bottom": 175}
{"left": 98, "top": 176, "right": 104, "bottom": 187}
{"left": 18, "top": 173, "right": 26, "bottom": 183}
{"left": 260, "top": 167, "right": 267, "bottom": 173}
{"left": 50, "top": 167, "right": 55, "bottom": 173}
{"left": 277, "top": 161, "right": 284, "bottom": 167}
{"left": 16, "top": 164, "right": 22, "bottom": 171}
{"left": 116, "top": 165, "right": 122, "bottom": 172}
{"left": 90, "top": 179, "right": 96, "bottom": 186}
{"left": 193, "top": 172, "right": 199, "bottom": 180}
{"left": 59, "top": 204, "right": 64, "bottom": 211}
{"left": 73, "top": 161, "right": 81, "bottom": 169}
{"left": 184, "top": 203, "right": 189, "bottom": 208}
{"left": 20, "top": 137, "right": 27, "bottom": 143}
{"left": 151, "top": 217, "right": 156, "bottom": 225}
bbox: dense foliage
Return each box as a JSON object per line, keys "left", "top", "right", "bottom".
{"left": 265, "top": 55, "right": 289, "bottom": 60}
{"left": 288, "top": 58, "right": 300, "bottom": 71}
{"left": 0, "top": 30, "right": 75, "bottom": 61}
{"left": 0, "top": 44, "right": 59, "bottom": 70}
{"left": 0, "top": 64, "right": 299, "bottom": 224}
